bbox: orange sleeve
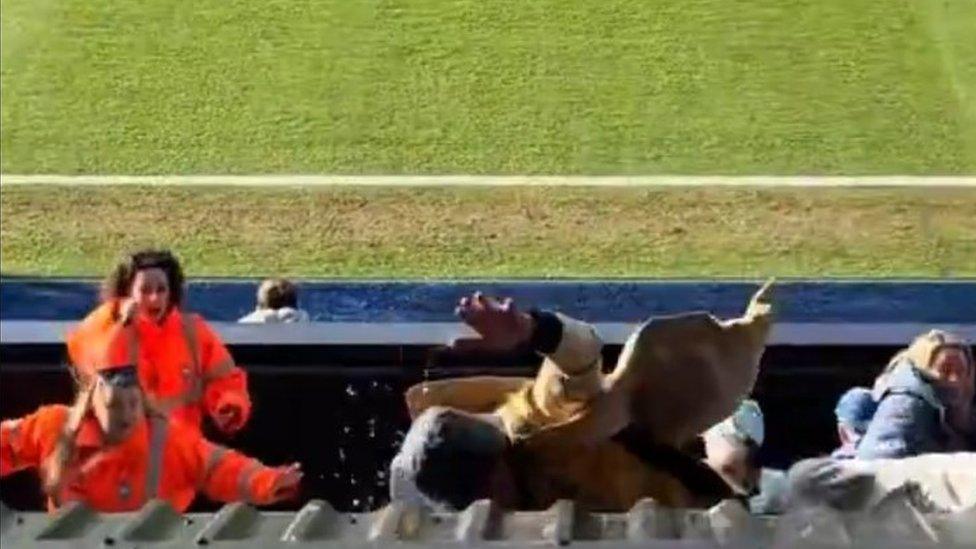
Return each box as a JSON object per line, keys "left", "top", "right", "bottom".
{"left": 1, "top": 406, "right": 66, "bottom": 477}
{"left": 66, "top": 303, "right": 117, "bottom": 378}
{"left": 187, "top": 431, "right": 285, "bottom": 505}
{"left": 195, "top": 317, "right": 252, "bottom": 433}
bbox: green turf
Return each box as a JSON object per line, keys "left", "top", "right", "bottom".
{"left": 2, "top": 185, "right": 974, "bottom": 277}
{"left": 2, "top": 0, "right": 974, "bottom": 174}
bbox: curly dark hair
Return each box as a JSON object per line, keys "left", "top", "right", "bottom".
{"left": 101, "top": 248, "right": 185, "bottom": 310}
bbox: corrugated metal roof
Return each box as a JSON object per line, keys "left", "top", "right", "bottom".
{"left": 2, "top": 497, "right": 973, "bottom": 548}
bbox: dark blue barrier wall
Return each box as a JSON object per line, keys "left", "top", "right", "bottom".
{"left": 2, "top": 278, "right": 974, "bottom": 322}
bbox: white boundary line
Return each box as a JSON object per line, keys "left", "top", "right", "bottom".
{"left": 3, "top": 276, "right": 974, "bottom": 284}
{"left": 2, "top": 175, "right": 976, "bottom": 187}
{"left": 2, "top": 320, "right": 974, "bottom": 346}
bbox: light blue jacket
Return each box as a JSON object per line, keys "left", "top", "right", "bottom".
{"left": 856, "top": 359, "right": 969, "bottom": 458}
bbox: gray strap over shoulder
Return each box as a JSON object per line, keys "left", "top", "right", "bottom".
{"left": 144, "top": 414, "right": 170, "bottom": 500}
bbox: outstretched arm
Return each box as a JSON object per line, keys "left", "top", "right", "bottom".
{"left": 721, "top": 279, "right": 775, "bottom": 342}
{"left": 191, "top": 435, "right": 302, "bottom": 505}
{"left": 1, "top": 406, "right": 66, "bottom": 477}
{"left": 451, "top": 292, "right": 606, "bottom": 425}
{"left": 451, "top": 292, "right": 604, "bottom": 378}
{"left": 404, "top": 376, "right": 534, "bottom": 419}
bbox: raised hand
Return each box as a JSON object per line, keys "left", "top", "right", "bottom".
{"left": 269, "top": 463, "right": 303, "bottom": 502}
{"left": 450, "top": 292, "right": 535, "bottom": 353}
{"left": 118, "top": 298, "right": 139, "bottom": 326}
{"left": 745, "top": 278, "right": 775, "bottom": 318}
{"left": 214, "top": 403, "right": 244, "bottom": 434}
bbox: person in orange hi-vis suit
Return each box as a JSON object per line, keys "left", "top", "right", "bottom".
{"left": 0, "top": 334, "right": 302, "bottom": 513}
{"left": 66, "top": 249, "right": 251, "bottom": 434}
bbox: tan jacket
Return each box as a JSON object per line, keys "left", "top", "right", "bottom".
{"left": 406, "top": 282, "right": 774, "bottom": 510}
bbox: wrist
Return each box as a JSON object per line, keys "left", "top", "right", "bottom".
{"left": 117, "top": 305, "right": 135, "bottom": 326}
{"left": 527, "top": 310, "right": 563, "bottom": 354}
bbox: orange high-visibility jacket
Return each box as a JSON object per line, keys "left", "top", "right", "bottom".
{"left": 1, "top": 405, "right": 287, "bottom": 513}
{"left": 66, "top": 302, "right": 251, "bottom": 433}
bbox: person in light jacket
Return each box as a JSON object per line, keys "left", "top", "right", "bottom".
{"left": 856, "top": 330, "right": 975, "bottom": 459}
{"left": 238, "top": 278, "right": 310, "bottom": 323}
{"left": 830, "top": 387, "right": 877, "bottom": 459}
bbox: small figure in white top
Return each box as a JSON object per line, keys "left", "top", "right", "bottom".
{"left": 238, "top": 278, "right": 310, "bottom": 324}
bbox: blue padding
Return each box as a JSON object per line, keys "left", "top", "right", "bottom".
{"left": 1, "top": 279, "right": 973, "bottom": 323}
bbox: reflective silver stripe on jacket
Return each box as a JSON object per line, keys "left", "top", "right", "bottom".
{"left": 237, "top": 460, "right": 261, "bottom": 502}
{"left": 201, "top": 444, "right": 229, "bottom": 487}
{"left": 144, "top": 415, "right": 169, "bottom": 500}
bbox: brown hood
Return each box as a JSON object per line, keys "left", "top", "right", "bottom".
{"left": 522, "top": 280, "right": 775, "bottom": 450}
{"left": 603, "top": 279, "right": 774, "bottom": 447}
